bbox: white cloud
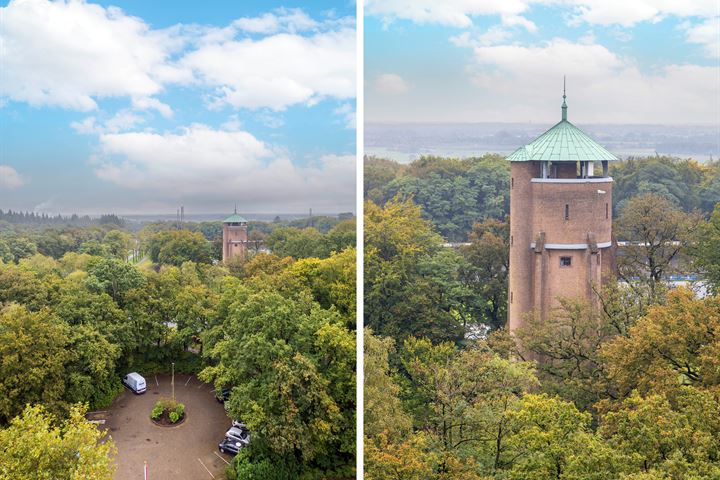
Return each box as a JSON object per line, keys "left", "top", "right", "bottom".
{"left": 0, "top": 165, "right": 24, "bottom": 189}
{"left": 458, "top": 39, "right": 720, "bottom": 124}
{"left": 501, "top": 14, "right": 537, "bottom": 33}
{"left": 684, "top": 17, "right": 720, "bottom": 58}
{"left": 365, "top": 0, "right": 716, "bottom": 29}
{"left": 181, "top": 27, "right": 355, "bottom": 111}
{"left": 0, "top": 0, "right": 188, "bottom": 110}
{"left": 334, "top": 103, "right": 356, "bottom": 129}
{"left": 374, "top": 73, "right": 409, "bottom": 94}
{"left": 132, "top": 97, "right": 174, "bottom": 118}
{"left": 233, "top": 8, "right": 319, "bottom": 34}
{"left": 92, "top": 125, "right": 355, "bottom": 211}
{"left": 365, "top": 0, "right": 532, "bottom": 28}
{"left": 71, "top": 110, "right": 145, "bottom": 135}
{"left": 567, "top": 0, "right": 718, "bottom": 27}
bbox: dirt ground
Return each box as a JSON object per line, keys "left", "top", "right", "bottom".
{"left": 95, "top": 374, "right": 234, "bottom": 480}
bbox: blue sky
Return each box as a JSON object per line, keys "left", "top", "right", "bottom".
{"left": 365, "top": 0, "right": 719, "bottom": 126}
{"left": 0, "top": 0, "right": 356, "bottom": 215}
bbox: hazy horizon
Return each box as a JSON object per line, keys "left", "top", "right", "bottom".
{"left": 366, "top": 121, "right": 720, "bottom": 164}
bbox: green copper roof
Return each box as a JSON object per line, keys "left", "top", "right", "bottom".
{"left": 507, "top": 87, "right": 618, "bottom": 162}
{"left": 223, "top": 213, "right": 247, "bottom": 223}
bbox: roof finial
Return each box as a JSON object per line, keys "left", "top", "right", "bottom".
{"left": 234, "top": 203, "right": 237, "bottom": 214}
{"left": 561, "top": 75, "right": 568, "bottom": 121}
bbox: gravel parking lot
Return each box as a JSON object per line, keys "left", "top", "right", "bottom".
{"left": 96, "top": 374, "right": 233, "bottom": 479}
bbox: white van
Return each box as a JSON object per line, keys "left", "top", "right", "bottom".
{"left": 122, "top": 372, "right": 147, "bottom": 394}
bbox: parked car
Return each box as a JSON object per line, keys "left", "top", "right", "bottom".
{"left": 225, "top": 426, "right": 250, "bottom": 446}
{"left": 218, "top": 438, "right": 243, "bottom": 455}
{"left": 122, "top": 372, "right": 146, "bottom": 394}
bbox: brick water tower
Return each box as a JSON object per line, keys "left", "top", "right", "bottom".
{"left": 507, "top": 85, "right": 617, "bottom": 333}
{"left": 222, "top": 207, "right": 248, "bottom": 263}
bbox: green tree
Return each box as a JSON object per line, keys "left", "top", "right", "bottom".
{"left": 85, "top": 257, "right": 145, "bottom": 306}
{"left": 0, "top": 239, "right": 13, "bottom": 263}
{"left": 694, "top": 203, "right": 720, "bottom": 294}
{"left": 365, "top": 198, "right": 466, "bottom": 342}
{"left": 0, "top": 404, "right": 117, "bottom": 479}
{"left": 0, "top": 305, "right": 71, "bottom": 424}
{"left": 266, "top": 226, "right": 325, "bottom": 259}
{"left": 103, "top": 229, "right": 133, "bottom": 259}
{"left": 599, "top": 388, "right": 720, "bottom": 478}
{"left": 615, "top": 193, "right": 700, "bottom": 297}
{"left": 364, "top": 330, "right": 411, "bottom": 441}
{"left": 150, "top": 230, "right": 213, "bottom": 266}
{"left": 460, "top": 218, "right": 509, "bottom": 331}
{"left": 200, "top": 285, "right": 355, "bottom": 475}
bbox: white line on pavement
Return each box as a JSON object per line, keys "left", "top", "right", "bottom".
{"left": 213, "top": 451, "right": 230, "bottom": 465}
{"left": 155, "top": 375, "right": 159, "bottom": 386}
{"left": 185, "top": 376, "right": 192, "bottom": 386}
{"left": 197, "top": 459, "right": 215, "bottom": 479}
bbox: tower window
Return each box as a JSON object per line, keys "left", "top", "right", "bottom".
{"left": 511, "top": 177, "right": 514, "bottom": 189}
{"left": 605, "top": 203, "right": 609, "bottom": 219}
{"left": 510, "top": 235, "right": 513, "bottom": 246}
{"left": 510, "top": 291, "right": 513, "bottom": 303}
{"left": 560, "top": 256, "right": 572, "bottom": 267}
{"left": 564, "top": 204, "right": 570, "bottom": 220}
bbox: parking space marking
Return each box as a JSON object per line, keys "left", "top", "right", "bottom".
{"left": 197, "top": 383, "right": 204, "bottom": 389}
{"left": 185, "top": 376, "right": 192, "bottom": 386}
{"left": 213, "top": 451, "right": 230, "bottom": 465}
{"left": 154, "top": 375, "right": 159, "bottom": 386}
{"left": 197, "top": 458, "right": 215, "bottom": 478}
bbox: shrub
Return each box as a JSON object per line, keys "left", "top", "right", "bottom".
{"left": 150, "top": 403, "right": 163, "bottom": 420}
{"left": 174, "top": 403, "right": 185, "bottom": 417}
{"left": 169, "top": 411, "right": 179, "bottom": 423}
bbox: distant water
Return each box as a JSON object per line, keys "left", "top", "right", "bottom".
{"left": 366, "top": 122, "right": 720, "bottom": 163}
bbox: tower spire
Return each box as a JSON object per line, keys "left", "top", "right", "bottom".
{"left": 561, "top": 75, "right": 568, "bottom": 121}
{"left": 234, "top": 203, "right": 237, "bottom": 214}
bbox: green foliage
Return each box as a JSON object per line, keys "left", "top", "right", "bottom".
{"left": 148, "top": 229, "right": 213, "bottom": 266}
{"left": 85, "top": 257, "right": 145, "bottom": 305}
{"left": 459, "top": 218, "right": 509, "bottom": 331}
{"left": 694, "top": 203, "right": 720, "bottom": 294}
{"left": 365, "top": 198, "right": 468, "bottom": 342}
{"left": 200, "top": 282, "right": 355, "bottom": 475}
{"left": 0, "top": 404, "right": 117, "bottom": 479}
{"left": 174, "top": 403, "right": 185, "bottom": 417}
{"left": 169, "top": 411, "right": 180, "bottom": 423}
{"left": 227, "top": 450, "right": 300, "bottom": 480}
{"left": 611, "top": 156, "right": 719, "bottom": 215}
{"left": 265, "top": 220, "right": 356, "bottom": 260}
{"left": 615, "top": 193, "right": 701, "bottom": 297}
{"left": 151, "top": 403, "right": 164, "bottom": 420}
{"left": 365, "top": 155, "right": 510, "bottom": 241}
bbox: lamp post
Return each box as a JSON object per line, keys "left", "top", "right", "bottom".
{"left": 171, "top": 362, "right": 175, "bottom": 402}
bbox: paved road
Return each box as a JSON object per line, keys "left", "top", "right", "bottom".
{"left": 99, "top": 374, "right": 233, "bottom": 480}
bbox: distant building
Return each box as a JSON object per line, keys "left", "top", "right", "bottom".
{"left": 222, "top": 208, "right": 248, "bottom": 263}
{"left": 507, "top": 85, "right": 618, "bottom": 334}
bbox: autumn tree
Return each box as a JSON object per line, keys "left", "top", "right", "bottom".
{"left": 0, "top": 404, "right": 116, "bottom": 479}
{"left": 601, "top": 288, "right": 720, "bottom": 400}
{"left": 615, "top": 193, "right": 700, "bottom": 297}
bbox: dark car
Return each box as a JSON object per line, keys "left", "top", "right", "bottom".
{"left": 218, "top": 438, "right": 243, "bottom": 455}
{"left": 216, "top": 387, "right": 231, "bottom": 403}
